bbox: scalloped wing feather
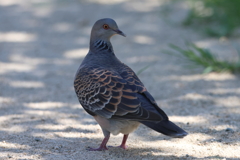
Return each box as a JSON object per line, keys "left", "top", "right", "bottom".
{"left": 74, "top": 66, "right": 163, "bottom": 121}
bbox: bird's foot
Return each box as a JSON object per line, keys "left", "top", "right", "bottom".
{"left": 87, "top": 146, "right": 108, "bottom": 151}
{"left": 118, "top": 144, "right": 128, "bottom": 150}
{"left": 108, "top": 144, "right": 128, "bottom": 150}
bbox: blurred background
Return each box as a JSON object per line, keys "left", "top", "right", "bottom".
{"left": 0, "top": 0, "right": 240, "bottom": 159}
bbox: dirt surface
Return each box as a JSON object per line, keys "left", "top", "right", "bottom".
{"left": 0, "top": 0, "right": 240, "bottom": 159}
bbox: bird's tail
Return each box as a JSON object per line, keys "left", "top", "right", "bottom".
{"left": 140, "top": 120, "right": 188, "bottom": 138}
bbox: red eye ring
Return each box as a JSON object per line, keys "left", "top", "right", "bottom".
{"left": 103, "top": 24, "right": 109, "bottom": 30}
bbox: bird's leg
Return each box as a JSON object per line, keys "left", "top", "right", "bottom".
{"left": 119, "top": 134, "right": 129, "bottom": 149}
{"left": 87, "top": 129, "right": 110, "bottom": 151}
{"left": 87, "top": 134, "right": 110, "bottom": 151}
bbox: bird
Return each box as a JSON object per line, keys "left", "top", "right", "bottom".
{"left": 74, "top": 18, "right": 188, "bottom": 151}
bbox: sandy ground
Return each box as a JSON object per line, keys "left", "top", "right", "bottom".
{"left": 0, "top": 0, "right": 240, "bottom": 159}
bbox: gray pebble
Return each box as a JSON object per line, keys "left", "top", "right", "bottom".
{"left": 35, "top": 137, "right": 41, "bottom": 142}
{"left": 225, "top": 128, "right": 234, "bottom": 132}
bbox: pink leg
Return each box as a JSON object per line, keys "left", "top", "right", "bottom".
{"left": 87, "top": 135, "right": 110, "bottom": 151}
{"left": 119, "top": 134, "right": 129, "bottom": 149}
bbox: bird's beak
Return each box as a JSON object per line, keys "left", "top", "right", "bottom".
{"left": 113, "top": 29, "right": 126, "bottom": 37}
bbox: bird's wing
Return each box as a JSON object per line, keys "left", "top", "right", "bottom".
{"left": 74, "top": 66, "right": 163, "bottom": 121}
{"left": 120, "top": 64, "right": 169, "bottom": 120}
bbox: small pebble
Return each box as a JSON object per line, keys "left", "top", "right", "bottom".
{"left": 225, "top": 128, "right": 234, "bottom": 132}
{"left": 35, "top": 137, "right": 41, "bottom": 142}
{"left": 53, "top": 145, "right": 62, "bottom": 150}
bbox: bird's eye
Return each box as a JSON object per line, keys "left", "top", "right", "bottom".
{"left": 103, "top": 24, "right": 109, "bottom": 30}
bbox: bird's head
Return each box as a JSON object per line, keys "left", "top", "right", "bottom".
{"left": 90, "top": 18, "right": 126, "bottom": 42}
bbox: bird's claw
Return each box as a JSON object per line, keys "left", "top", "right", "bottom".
{"left": 108, "top": 145, "right": 128, "bottom": 150}
{"left": 119, "top": 144, "right": 128, "bottom": 150}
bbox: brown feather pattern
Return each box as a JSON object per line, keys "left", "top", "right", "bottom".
{"left": 74, "top": 65, "right": 161, "bottom": 120}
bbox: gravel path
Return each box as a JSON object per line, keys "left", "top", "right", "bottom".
{"left": 0, "top": 0, "right": 240, "bottom": 159}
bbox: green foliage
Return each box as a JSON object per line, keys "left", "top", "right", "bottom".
{"left": 184, "top": 0, "right": 240, "bottom": 37}
{"left": 168, "top": 44, "right": 240, "bottom": 74}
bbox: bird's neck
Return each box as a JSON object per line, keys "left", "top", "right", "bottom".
{"left": 90, "top": 39, "right": 114, "bottom": 53}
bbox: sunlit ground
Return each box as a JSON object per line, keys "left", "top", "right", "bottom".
{"left": 0, "top": 0, "right": 240, "bottom": 159}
